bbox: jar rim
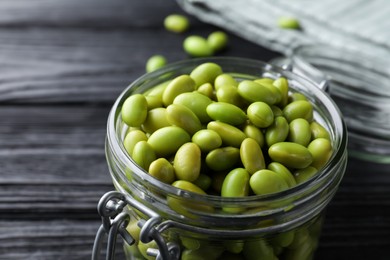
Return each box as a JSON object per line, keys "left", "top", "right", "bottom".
{"left": 106, "top": 56, "right": 347, "bottom": 205}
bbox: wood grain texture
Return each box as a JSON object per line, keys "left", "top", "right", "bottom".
{"left": 0, "top": 0, "right": 389, "bottom": 259}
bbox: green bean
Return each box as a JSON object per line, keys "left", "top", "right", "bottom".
{"left": 247, "top": 101, "right": 274, "bottom": 128}
{"left": 250, "top": 169, "right": 289, "bottom": 195}
{"left": 283, "top": 100, "right": 313, "bottom": 122}
{"left": 207, "top": 121, "right": 247, "bottom": 147}
{"left": 207, "top": 31, "right": 228, "bottom": 52}
{"left": 166, "top": 104, "right": 202, "bottom": 135}
{"left": 240, "top": 138, "right": 266, "bottom": 175}
{"left": 238, "top": 80, "right": 278, "bottom": 105}
{"left": 190, "top": 62, "right": 223, "bottom": 88}
{"left": 310, "top": 121, "right": 331, "bottom": 141}
{"left": 145, "top": 55, "right": 167, "bottom": 73}
{"left": 122, "top": 94, "right": 148, "bottom": 127}
{"left": 265, "top": 116, "right": 289, "bottom": 147}
{"left": 174, "top": 142, "right": 201, "bottom": 182}
{"left": 294, "top": 166, "right": 318, "bottom": 184}
{"left": 148, "top": 158, "right": 175, "bottom": 184}
{"left": 162, "top": 75, "right": 196, "bottom": 106}
{"left": 173, "top": 91, "right": 213, "bottom": 123}
{"left": 267, "top": 162, "right": 297, "bottom": 188}
{"left": 131, "top": 141, "right": 156, "bottom": 171}
{"left": 123, "top": 129, "right": 148, "bottom": 156}
{"left": 308, "top": 138, "right": 333, "bottom": 169}
{"left": 243, "top": 124, "right": 265, "bottom": 148}
{"left": 197, "top": 82, "right": 215, "bottom": 99}
{"left": 142, "top": 107, "right": 170, "bottom": 134}
{"left": 206, "top": 147, "right": 240, "bottom": 171}
{"left": 214, "top": 73, "right": 238, "bottom": 90}
{"left": 221, "top": 168, "right": 250, "bottom": 198}
{"left": 183, "top": 36, "right": 214, "bottom": 57}
{"left": 192, "top": 129, "right": 222, "bottom": 152}
{"left": 206, "top": 102, "right": 247, "bottom": 125}
{"left": 193, "top": 173, "right": 212, "bottom": 191}
{"left": 268, "top": 142, "right": 313, "bottom": 169}
{"left": 164, "top": 14, "right": 190, "bottom": 33}
{"left": 216, "top": 84, "right": 246, "bottom": 107}
{"left": 147, "top": 126, "right": 190, "bottom": 157}
{"left": 273, "top": 77, "right": 289, "bottom": 107}
{"left": 288, "top": 118, "right": 311, "bottom": 146}
{"left": 277, "top": 16, "right": 301, "bottom": 30}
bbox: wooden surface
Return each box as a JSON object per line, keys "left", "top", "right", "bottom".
{"left": 0, "top": 0, "right": 389, "bottom": 259}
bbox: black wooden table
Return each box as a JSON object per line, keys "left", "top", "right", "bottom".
{"left": 0, "top": 0, "right": 389, "bottom": 259}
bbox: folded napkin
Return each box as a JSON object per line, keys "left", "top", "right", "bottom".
{"left": 177, "top": 0, "right": 390, "bottom": 59}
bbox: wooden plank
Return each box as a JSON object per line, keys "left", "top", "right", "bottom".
{"left": 0, "top": 219, "right": 124, "bottom": 259}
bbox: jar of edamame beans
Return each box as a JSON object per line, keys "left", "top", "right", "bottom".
{"left": 93, "top": 57, "right": 348, "bottom": 260}
{"left": 274, "top": 44, "right": 390, "bottom": 163}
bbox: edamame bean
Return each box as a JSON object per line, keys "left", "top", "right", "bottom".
{"left": 174, "top": 142, "right": 201, "bottom": 182}
{"left": 148, "top": 158, "right": 175, "bottom": 184}
{"left": 277, "top": 16, "right": 301, "bottom": 30}
{"left": 238, "top": 80, "right": 277, "bottom": 105}
{"left": 247, "top": 102, "right": 274, "bottom": 128}
{"left": 183, "top": 35, "right": 214, "bottom": 57}
{"left": 268, "top": 162, "right": 297, "bottom": 188}
{"left": 131, "top": 141, "right": 156, "bottom": 171}
{"left": 205, "top": 147, "right": 240, "bottom": 171}
{"left": 221, "top": 168, "right": 250, "bottom": 213}
{"left": 145, "top": 55, "right": 167, "bottom": 73}
{"left": 206, "top": 102, "right": 247, "bottom": 125}
{"left": 283, "top": 100, "right": 313, "bottom": 123}
{"left": 250, "top": 169, "right": 289, "bottom": 195}
{"left": 294, "top": 166, "right": 318, "bottom": 184}
{"left": 173, "top": 91, "right": 213, "bottom": 123}
{"left": 162, "top": 75, "right": 196, "bottom": 106}
{"left": 190, "top": 62, "right": 223, "bottom": 88}
{"left": 166, "top": 104, "right": 202, "bottom": 135}
{"left": 192, "top": 129, "right": 222, "bottom": 152}
{"left": 268, "top": 142, "right": 313, "bottom": 169}
{"left": 310, "top": 121, "right": 330, "bottom": 140}
{"left": 147, "top": 126, "right": 190, "bottom": 156}
{"left": 197, "top": 82, "right": 215, "bottom": 99}
{"left": 207, "top": 121, "right": 247, "bottom": 147}
{"left": 216, "top": 84, "right": 246, "bottom": 108}
{"left": 289, "top": 92, "right": 308, "bottom": 102}
{"left": 288, "top": 118, "right": 311, "bottom": 146}
{"left": 214, "top": 74, "right": 238, "bottom": 90}
{"left": 243, "top": 124, "right": 265, "bottom": 148}
{"left": 308, "top": 138, "right": 333, "bottom": 169}
{"left": 122, "top": 94, "right": 148, "bottom": 127}
{"left": 254, "top": 80, "right": 282, "bottom": 104}
{"left": 273, "top": 77, "right": 289, "bottom": 107}
{"left": 265, "top": 116, "right": 289, "bottom": 147}
{"left": 271, "top": 105, "right": 283, "bottom": 117}
{"left": 142, "top": 107, "right": 170, "bottom": 134}
{"left": 123, "top": 129, "right": 148, "bottom": 156}
{"left": 164, "top": 14, "right": 190, "bottom": 33}
{"left": 221, "top": 168, "right": 250, "bottom": 198}
{"left": 207, "top": 31, "right": 228, "bottom": 52}
{"left": 240, "top": 138, "right": 266, "bottom": 175}
{"left": 193, "top": 173, "right": 212, "bottom": 191}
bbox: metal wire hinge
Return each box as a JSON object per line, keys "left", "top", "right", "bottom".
{"left": 91, "top": 191, "right": 180, "bottom": 260}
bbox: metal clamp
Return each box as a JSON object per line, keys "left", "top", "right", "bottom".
{"left": 91, "top": 191, "right": 180, "bottom": 260}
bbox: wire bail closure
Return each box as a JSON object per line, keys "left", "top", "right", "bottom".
{"left": 91, "top": 191, "right": 180, "bottom": 260}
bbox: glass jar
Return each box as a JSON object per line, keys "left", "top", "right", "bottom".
{"left": 277, "top": 44, "right": 390, "bottom": 163}
{"left": 99, "top": 57, "right": 347, "bottom": 260}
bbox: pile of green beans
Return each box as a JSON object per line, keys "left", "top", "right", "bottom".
{"left": 121, "top": 62, "right": 333, "bottom": 260}
{"left": 122, "top": 62, "right": 333, "bottom": 198}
